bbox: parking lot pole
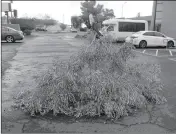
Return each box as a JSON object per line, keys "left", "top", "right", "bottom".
{"left": 121, "top": 2, "right": 127, "bottom": 18}
{"left": 5, "top": 11, "right": 9, "bottom": 24}
{"left": 151, "top": 0, "right": 157, "bottom": 30}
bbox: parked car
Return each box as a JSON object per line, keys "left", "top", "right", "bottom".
{"left": 70, "top": 28, "right": 77, "bottom": 33}
{"left": 125, "top": 31, "right": 176, "bottom": 48}
{"left": 35, "top": 28, "right": 47, "bottom": 31}
{"left": 1, "top": 26, "right": 24, "bottom": 43}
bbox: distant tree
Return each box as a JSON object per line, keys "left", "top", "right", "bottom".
{"left": 10, "top": 18, "right": 35, "bottom": 31}
{"left": 42, "top": 19, "right": 57, "bottom": 28}
{"left": 71, "top": 16, "right": 82, "bottom": 29}
{"left": 80, "top": 0, "right": 115, "bottom": 29}
{"left": 60, "top": 23, "right": 67, "bottom": 31}
{"left": 41, "top": 14, "right": 57, "bottom": 28}
{"left": 80, "top": 1, "right": 102, "bottom": 28}
{"left": 137, "top": 12, "right": 141, "bottom": 17}
{"left": 32, "top": 15, "right": 57, "bottom": 29}
{"left": 102, "top": 8, "right": 115, "bottom": 20}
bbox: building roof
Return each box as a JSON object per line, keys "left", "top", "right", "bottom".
{"left": 127, "top": 16, "right": 152, "bottom": 21}
{"left": 118, "top": 16, "right": 152, "bottom": 21}
{"left": 103, "top": 18, "right": 148, "bottom": 25}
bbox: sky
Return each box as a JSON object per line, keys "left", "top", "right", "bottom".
{"left": 3, "top": 1, "right": 153, "bottom": 25}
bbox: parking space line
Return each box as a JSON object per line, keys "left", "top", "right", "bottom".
{"left": 156, "top": 49, "right": 158, "bottom": 56}
{"left": 169, "top": 58, "right": 176, "bottom": 62}
{"left": 133, "top": 49, "right": 176, "bottom": 58}
{"left": 169, "top": 50, "right": 173, "bottom": 56}
{"left": 142, "top": 50, "right": 146, "bottom": 53}
{"left": 133, "top": 50, "right": 157, "bottom": 57}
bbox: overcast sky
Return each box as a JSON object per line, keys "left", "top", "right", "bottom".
{"left": 3, "top": 1, "right": 153, "bottom": 25}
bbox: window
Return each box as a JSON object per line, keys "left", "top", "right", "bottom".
{"left": 107, "top": 25, "right": 114, "bottom": 31}
{"left": 143, "top": 32, "right": 155, "bottom": 36}
{"left": 119, "top": 22, "right": 145, "bottom": 32}
{"left": 154, "top": 32, "right": 165, "bottom": 37}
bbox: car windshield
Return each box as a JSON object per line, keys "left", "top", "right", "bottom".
{"left": 7, "top": 27, "right": 17, "bottom": 31}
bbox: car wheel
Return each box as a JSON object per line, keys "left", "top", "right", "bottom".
{"left": 139, "top": 40, "right": 147, "bottom": 48}
{"left": 167, "top": 41, "right": 174, "bottom": 48}
{"left": 6, "top": 35, "right": 15, "bottom": 43}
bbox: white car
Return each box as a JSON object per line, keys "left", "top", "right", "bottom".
{"left": 125, "top": 31, "right": 176, "bottom": 48}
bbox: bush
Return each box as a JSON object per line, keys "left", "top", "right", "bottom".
{"left": 14, "top": 35, "right": 166, "bottom": 118}
{"left": 24, "top": 29, "right": 32, "bottom": 35}
{"left": 60, "top": 23, "right": 67, "bottom": 31}
{"left": 75, "top": 33, "right": 88, "bottom": 39}
{"left": 10, "top": 18, "right": 35, "bottom": 32}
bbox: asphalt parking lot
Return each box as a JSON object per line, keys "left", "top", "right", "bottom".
{"left": 1, "top": 34, "right": 176, "bottom": 132}
{"left": 1, "top": 35, "right": 38, "bottom": 77}
{"left": 131, "top": 46, "right": 176, "bottom": 131}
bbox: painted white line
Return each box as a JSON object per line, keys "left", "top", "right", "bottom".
{"left": 142, "top": 50, "right": 146, "bottom": 53}
{"left": 169, "top": 58, "right": 176, "bottom": 62}
{"left": 133, "top": 50, "right": 157, "bottom": 57}
{"left": 156, "top": 49, "right": 158, "bottom": 56}
{"left": 133, "top": 49, "right": 175, "bottom": 58}
{"left": 169, "top": 50, "right": 173, "bottom": 56}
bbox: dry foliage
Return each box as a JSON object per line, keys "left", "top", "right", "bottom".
{"left": 14, "top": 35, "right": 166, "bottom": 118}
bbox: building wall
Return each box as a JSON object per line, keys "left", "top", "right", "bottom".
{"left": 2, "top": 16, "right": 7, "bottom": 24}
{"left": 161, "top": 1, "right": 176, "bottom": 38}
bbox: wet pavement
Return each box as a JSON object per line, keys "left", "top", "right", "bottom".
{"left": 1, "top": 33, "right": 176, "bottom": 133}
{"left": 1, "top": 35, "right": 38, "bottom": 77}
{"left": 133, "top": 47, "right": 176, "bottom": 131}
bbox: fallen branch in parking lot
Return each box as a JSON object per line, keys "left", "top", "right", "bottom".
{"left": 14, "top": 34, "right": 166, "bottom": 119}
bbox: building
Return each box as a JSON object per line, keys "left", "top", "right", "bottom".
{"left": 2, "top": 2, "right": 12, "bottom": 24}
{"left": 151, "top": 1, "right": 176, "bottom": 38}
{"left": 2, "top": 16, "right": 8, "bottom": 24}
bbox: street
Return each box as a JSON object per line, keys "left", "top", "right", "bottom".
{"left": 1, "top": 33, "right": 176, "bottom": 133}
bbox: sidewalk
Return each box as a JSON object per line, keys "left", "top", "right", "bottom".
{"left": 1, "top": 33, "right": 175, "bottom": 133}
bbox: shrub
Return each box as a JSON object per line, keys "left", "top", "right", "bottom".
{"left": 10, "top": 18, "right": 35, "bottom": 32}
{"left": 23, "top": 29, "right": 32, "bottom": 35}
{"left": 14, "top": 35, "right": 166, "bottom": 118}
{"left": 60, "top": 23, "right": 67, "bottom": 31}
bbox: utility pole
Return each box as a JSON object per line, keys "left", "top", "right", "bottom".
{"left": 5, "top": 11, "right": 9, "bottom": 24}
{"left": 10, "top": 0, "right": 13, "bottom": 18}
{"left": 63, "top": 14, "right": 64, "bottom": 24}
{"left": 151, "top": 0, "right": 157, "bottom": 30}
{"left": 121, "top": 2, "right": 127, "bottom": 18}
